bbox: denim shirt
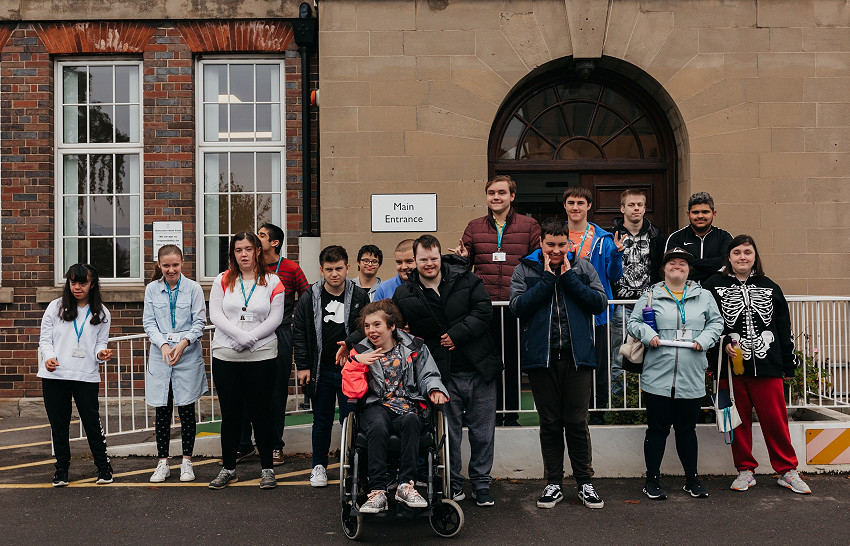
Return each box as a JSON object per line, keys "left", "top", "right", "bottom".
{"left": 143, "top": 274, "right": 209, "bottom": 407}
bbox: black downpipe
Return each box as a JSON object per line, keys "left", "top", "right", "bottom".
{"left": 300, "top": 41, "right": 313, "bottom": 236}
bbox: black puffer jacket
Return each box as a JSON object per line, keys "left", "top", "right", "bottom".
{"left": 703, "top": 272, "right": 796, "bottom": 378}
{"left": 392, "top": 254, "right": 503, "bottom": 381}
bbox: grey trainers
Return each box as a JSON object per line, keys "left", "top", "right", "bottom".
{"left": 395, "top": 481, "right": 428, "bottom": 508}
{"left": 359, "top": 490, "right": 388, "bottom": 513}
{"left": 209, "top": 469, "right": 237, "bottom": 489}
{"left": 731, "top": 470, "right": 756, "bottom": 491}
{"left": 777, "top": 470, "right": 811, "bottom": 494}
{"left": 259, "top": 469, "right": 277, "bottom": 489}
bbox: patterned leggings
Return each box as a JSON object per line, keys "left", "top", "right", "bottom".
{"left": 155, "top": 386, "right": 197, "bottom": 458}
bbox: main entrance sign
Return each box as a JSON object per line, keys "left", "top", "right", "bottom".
{"left": 371, "top": 193, "right": 437, "bottom": 232}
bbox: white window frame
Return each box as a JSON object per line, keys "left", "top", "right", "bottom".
{"left": 196, "top": 57, "right": 287, "bottom": 282}
{"left": 54, "top": 58, "right": 144, "bottom": 285}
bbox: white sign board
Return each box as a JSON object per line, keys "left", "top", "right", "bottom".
{"left": 371, "top": 194, "right": 437, "bottom": 232}
{"left": 152, "top": 221, "right": 183, "bottom": 261}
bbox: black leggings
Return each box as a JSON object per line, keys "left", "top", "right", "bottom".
{"left": 155, "top": 385, "right": 197, "bottom": 458}
{"left": 643, "top": 391, "right": 703, "bottom": 479}
{"left": 213, "top": 357, "right": 276, "bottom": 470}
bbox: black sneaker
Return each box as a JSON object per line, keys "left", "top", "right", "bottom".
{"left": 643, "top": 479, "right": 667, "bottom": 500}
{"left": 96, "top": 465, "right": 113, "bottom": 484}
{"left": 684, "top": 478, "right": 709, "bottom": 498}
{"left": 472, "top": 488, "right": 495, "bottom": 507}
{"left": 578, "top": 482, "right": 604, "bottom": 508}
{"left": 52, "top": 468, "right": 69, "bottom": 488}
{"left": 537, "top": 484, "right": 564, "bottom": 509}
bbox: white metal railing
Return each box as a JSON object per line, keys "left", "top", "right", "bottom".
{"left": 492, "top": 296, "right": 850, "bottom": 417}
{"left": 65, "top": 295, "right": 849, "bottom": 440}
{"left": 69, "top": 326, "right": 311, "bottom": 441}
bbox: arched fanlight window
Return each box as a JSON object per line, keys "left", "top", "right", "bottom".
{"left": 498, "top": 82, "right": 661, "bottom": 161}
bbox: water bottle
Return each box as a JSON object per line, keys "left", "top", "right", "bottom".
{"left": 642, "top": 305, "right": 658, "bottom": 332}
{"left": 730, "top": 339, "right": 745, "bottom": 375}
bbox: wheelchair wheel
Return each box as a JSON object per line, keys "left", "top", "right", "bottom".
{"left": 429, "top": 499, "right": 463, "bottom": 538}
{"left": 435, "top": 408, "right": 451, "bottom": 495}
{"left": 341, "top": 502, "right": 362, "bottom": 540}
{"left": 340, "top": 415, "right": 355, "bottom": 504}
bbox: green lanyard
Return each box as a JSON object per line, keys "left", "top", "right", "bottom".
{"left": 663, "top": 284, "right": 687, "bottom": 326}
{"left": 165, "top": 276, "right": 181, "bottom": 329}
{"left": 239, "top": 275, "right": 258, "bottom": 311}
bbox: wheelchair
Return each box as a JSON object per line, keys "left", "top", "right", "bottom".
{"left": 339, "top": 402, "right": 464, "bottom": 540}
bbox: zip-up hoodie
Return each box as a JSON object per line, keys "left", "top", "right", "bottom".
{"left": 702, "top": 271, "right": 796, "bottom": 378}
{"left": 509, "top": 249, "right": 607, "bottom": 371}
{"left": 293, "top": 278, "right": 369, "bottom": 384}
{"left": 573, "top": 222, "right": 623, "bottom": 326}
{"left": 664, "top": 225, "right": 733, "bottom": 282}
{"left": 611, "top": 216, "right": 665, "bottom": 291}
{"left": 627, "top": 281, "right": 724, "bottom": 399}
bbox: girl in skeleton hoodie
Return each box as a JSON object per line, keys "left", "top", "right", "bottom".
{"left": 703, "top": 234, "right": 810, "bottom": 495}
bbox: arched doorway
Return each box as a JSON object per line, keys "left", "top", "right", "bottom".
{"left": 489, "top": 60, "right": 678, "bottom": 236}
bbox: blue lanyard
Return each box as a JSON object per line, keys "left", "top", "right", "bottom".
{"left": 663, "top": 284, "right": 688, "bottom": 326}
{"left": 495, "top": 220, "right": 507, "bottom": 250}
{"left": 572, "top": 224, "right": 590, "bottom": 257}
{"left": 73, "top": 308, "right": 91, "bottom": 345}
{"left": 165, "top": 276, "right": 181, "bottom": 329}
{"left": 275, "top": 255, "right": 283, "bottom": 274}
{"left": 240, "top": 275, "right": 258, "bottom": 310}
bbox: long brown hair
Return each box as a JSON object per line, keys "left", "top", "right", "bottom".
{"left": 225, "top": 231, "right": 267, "bottom": 291}
{"left": 151, "top": 244, "right": 183, "bottom": 282}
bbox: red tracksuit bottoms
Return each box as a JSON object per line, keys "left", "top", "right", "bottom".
{"left": 721, "top": 375, "right": 798, "bottom": 473}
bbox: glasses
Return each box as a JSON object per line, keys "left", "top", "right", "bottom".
{"left": 360, "top": 259, "right": 380, "bottom": 265}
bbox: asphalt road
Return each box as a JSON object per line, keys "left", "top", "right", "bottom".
{"left": 3, "top": 416, "right": 850, "bottom": 544}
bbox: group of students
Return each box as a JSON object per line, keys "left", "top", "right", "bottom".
{"left": 38, "top": 177, "right": 811, "bottom": 510}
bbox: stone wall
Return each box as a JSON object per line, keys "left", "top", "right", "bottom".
{"left": 318, "top": 0, "right": 850, "bottom": 295}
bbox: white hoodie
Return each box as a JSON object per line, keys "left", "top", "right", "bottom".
{"left": 38, "top": 298, "right": 110, "bottom": 383}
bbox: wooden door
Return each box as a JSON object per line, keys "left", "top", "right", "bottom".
{"left": 581, "top": 172, "right": 672, "bottom": 237}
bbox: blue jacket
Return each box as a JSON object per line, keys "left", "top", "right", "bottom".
{"left": 509, "top": 249, "right": 607, "bottom": 371}
{"left": 581, "top": 222, "right": 623, "bottom": 327}
{"left": 627, "top": 281, "right": 724, "bottom": 399}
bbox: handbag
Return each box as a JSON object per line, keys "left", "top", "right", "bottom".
{"left": 619, "top": 291, "right": 651, "bottom": 373}
{"left": 712, "top": 336, "right": 742, "bottom": 444}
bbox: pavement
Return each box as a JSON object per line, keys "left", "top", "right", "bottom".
{"left": 2, "top": 415, "right": 850, "bottom": 545}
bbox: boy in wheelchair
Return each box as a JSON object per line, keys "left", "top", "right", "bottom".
{"left": 342, "top": 300, "right": 449, "bottom": 513}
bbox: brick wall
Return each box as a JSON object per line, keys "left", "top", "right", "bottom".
{"left": 0, "top": 20, "right": 319, "bottom": 397}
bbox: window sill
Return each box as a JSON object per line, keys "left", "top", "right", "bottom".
{"left": 36, "top": 286, "right": 148, "bottom": 304}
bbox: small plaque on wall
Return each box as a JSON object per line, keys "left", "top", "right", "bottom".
{"left": 371, "top": 194, "right": 438, "bottom": 232}
{"left": 152, "top": 221, "right": 183, "bottom": 260}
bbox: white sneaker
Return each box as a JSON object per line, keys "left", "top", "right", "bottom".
{"left": 310, "top": 464, "right": 328, "bottom": 487}
{"left": 730, "top": 470, "right": 756, "bottom": 491}
{"left": 150, "top": 460, "right": 170, "bottom": 483}
{"left": 180, "top": 459, "right": 195, "bottom": 482}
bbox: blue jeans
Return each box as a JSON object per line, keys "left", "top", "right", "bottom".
{"left": 311, "top": 367, "right": 353, "bottom": 468}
